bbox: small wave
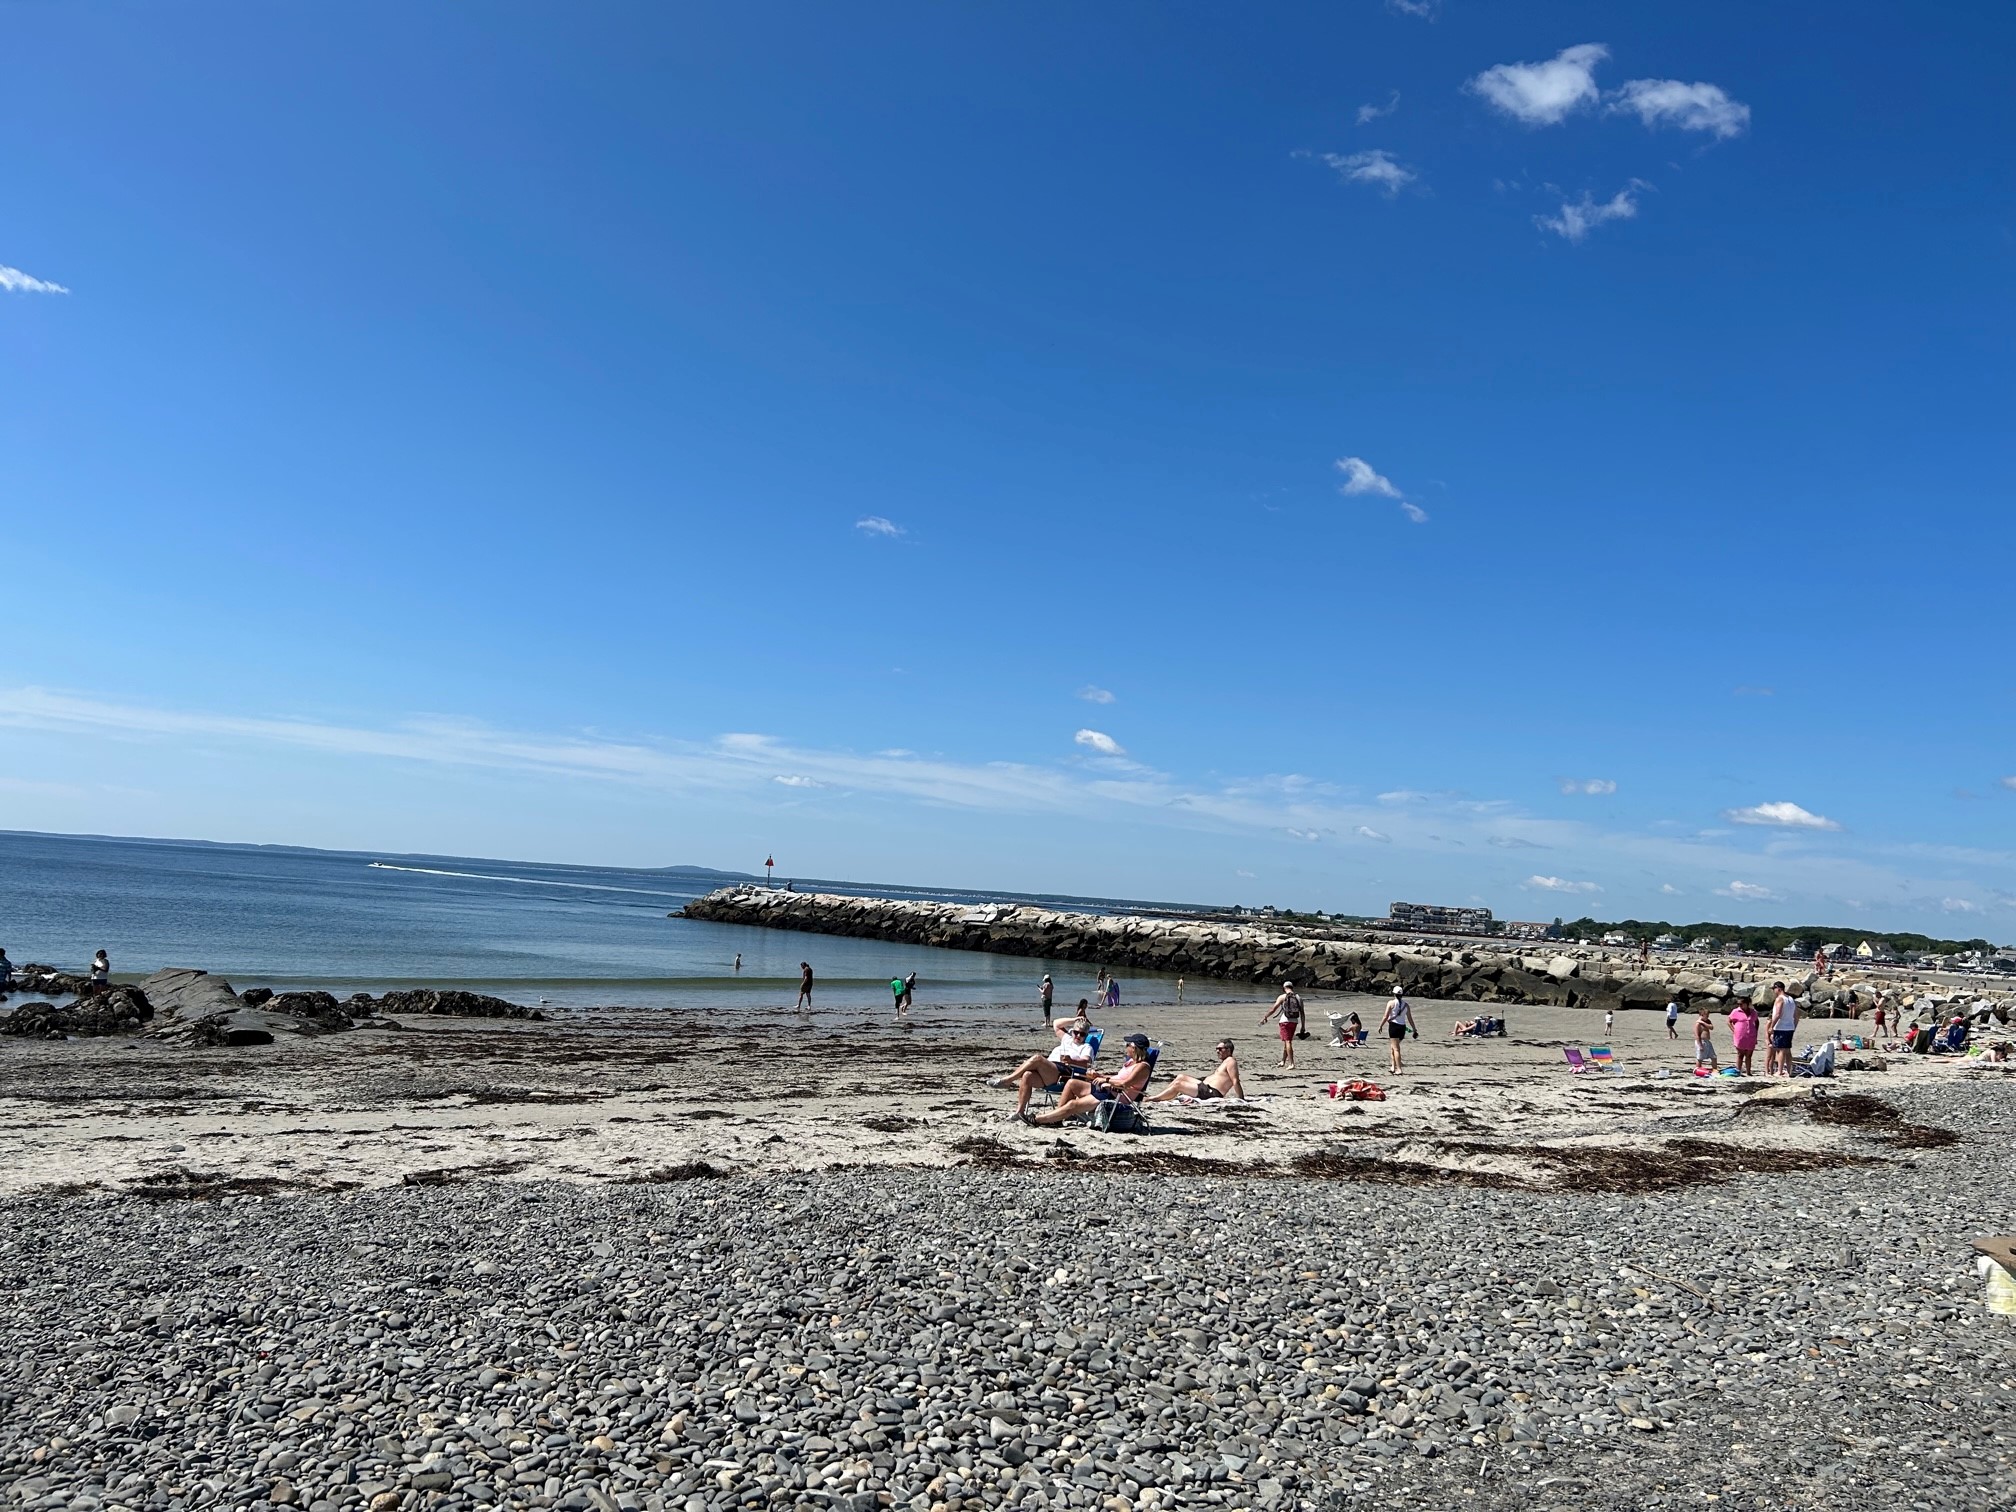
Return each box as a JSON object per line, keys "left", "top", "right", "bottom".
{"left": 366, "top": 862, "right": 696, "bottom": 902}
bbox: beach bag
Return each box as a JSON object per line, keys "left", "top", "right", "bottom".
{"left": 1090, "top": 1099, "right": 1140, "bottom": 1132}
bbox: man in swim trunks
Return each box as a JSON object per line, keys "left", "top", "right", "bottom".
{"left": 1260, "top": 982, "right": 1305, "bottom": 1069}
{"left": 1148, "top": 1039, "right": 1243, "bottom": 1102}
{"left": 796, "top": 962, "right": 814, "bottom": 1010}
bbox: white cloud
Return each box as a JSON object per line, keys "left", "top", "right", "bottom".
{"left": 1356, "top": 92, "right": 1401, "bottom": 125}
{"left": 1536, "top": 183, "right": 1645, "bottom": 242}
{"left": 1723, "top": 801, "right": 1841, "bottom": 832}
{"left": 2001, "top": 776, "right": 2016, "bottom": 791}
{"left": 1235, "top": 869, "right": 1257, "bottom": 879}
{"left": 1469, "top": 43, "right": 1608, "bottom": 127}
{"left": 771, "top": 775, "right": 825, "bottom": 789}
{"left": 1387, "top": 0, "right": 1439, "bottom": 17}
{"left": 1286, "top": 828, "right": 1324, "bottom": 842}
{"left": 1336, "top": 456, "right": 1401, "bottom": 497}
{"left": 1073, "top": 728, "right": 1126, "bottom": 758}
{"left": 1717, "top": 880, "right": 1778, "bottom": 901}
{"left": 1526, "top": 875, "right": 1601, "bottom": 894}
{"left": 1317, "top": 150, "right": 1417, "bottom": 197}
{"left": 1559, "top": 778, "right": 1618, "bottom": 796}
{"left": 1076, "top": 686, "right": 1116, "bottom": 705}
{"left": 1660, "top": 883, "right": 1682, "bottom": 895}
{"left": 1355, "top": 825, "right": 1391, "bottom": 843}
{"left": 1337, "top": 457, "right": 1428, "bottom": 522}
{"left": 1488, "top": 835, "right": 1543, "bottom": 849}
{"left": 1610, "top": 79, "right": 1750, "bottom": 139}
{"left": 0, "top": 264, "right": 69, "bottom": 295}
{"left": 1941, "top": 897, "right": 1982, "bottom": 915}
{"left": 854, "top": 516, "right": 904, "bottom": 537}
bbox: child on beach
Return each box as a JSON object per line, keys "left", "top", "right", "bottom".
{"left": 1694, "top": 1009, "right": 1718, "bottom": 1071}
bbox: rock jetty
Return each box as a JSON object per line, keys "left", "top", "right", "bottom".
{"left": 683, "top": 885, "right": 2016, "bottom": 1020}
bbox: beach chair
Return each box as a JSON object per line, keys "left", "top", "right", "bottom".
{"left": 1028, "top": 1028, "right": 1104, "bottom": 1109}
{"left": 1563, "top": 1047, "right": 1593, "bottom": 1074}
{"left": 1588, "top": 1045, "right": 1617, "bottom": 1072}
{"left": 1090, "top": 1045, "right": 1159, "bottom": 1132}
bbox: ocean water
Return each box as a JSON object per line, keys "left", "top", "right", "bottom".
{"left": 0, "top": 831, "right": 1193, "bottom": 1012}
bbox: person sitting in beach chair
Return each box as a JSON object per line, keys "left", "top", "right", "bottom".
{"left": 1326, "top": 1011, "right": 1366, "bottom": 1047}
{"left": 1026, "top": 1036, "right": 1153, "bottom": 1127}
{"left": 990, "top": 1020, "right": 1098, "bottom": 1118}
{"left": 1935, "top": 1017, "right": 1970, "bottom": 1055}
{"left": 1147, "top": 1038, "right": 1244, "bottom": 1103}
{"left": 1452, "top": 1015, "right": 1503, "bottom": 1039}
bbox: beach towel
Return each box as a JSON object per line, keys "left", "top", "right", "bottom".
{"left": 1325, "top": 1079, "right": 1385, "bottom": 1102}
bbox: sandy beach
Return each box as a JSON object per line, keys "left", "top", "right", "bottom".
{"left": 0, "top": 990, "right": 2002, "bottom": 1198}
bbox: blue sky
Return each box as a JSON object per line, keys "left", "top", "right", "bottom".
{"left": 2, "top": 2, "right": 2011, "bottom": 934}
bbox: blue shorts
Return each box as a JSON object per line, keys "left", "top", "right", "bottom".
{"left": 1769, "top": 1030, "right": 1795, "bottom": 1050}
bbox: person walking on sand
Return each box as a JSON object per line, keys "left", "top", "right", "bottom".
{"left": 890, "top": 976, "right": 907, "bottom": 1018}
{"left": 1666, "top": 999, "right": 1681, "bottom": 1039}
{"left": 796, "top": 961, "right": 814, "bottom": 1010}
{"left": 900, "top": 971, "right": 917, "bottom": 1012}
{"left": 1040, "top": 973, "right": 1054, "bottom": 1026}
{"left": 1176, "top": 976, "right": 1185, "bottom": 1005}
{"left": 1105, "top": 977, "right": 1120, "bottom": 1010}
{"left": 733, "top": 952, "right": 742, "bottom": 973}
{"left": 1095, "top": 967, "right": 1108, "bottom": 1001}
{"left": 1260, "top": 981, "right": 1305, "bottom": 1069}
{"left": 1872, "top": 1000, "right": 1888, "bottom": 1039}
{"left": 1767, "top": 982, "right": 1799, "bottom": 1076}
{"left": 1378, "top": 988, "right": 1415, "bottom": 1075}
{"left": 1603, "top": 1007, "right": 1615, "bottom": 1040}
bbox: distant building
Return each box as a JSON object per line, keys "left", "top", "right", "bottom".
{"left": 1856, "top": 940, "right": 1898, "bottom": 963}
{"left": 1501, "top": 920, "right": 1551, "bottom": 940}
{"left": 1653, "top": 933, "right": 1683, "bottom": 949}
{"left": 1386, "top": 901, "right": 1494, "bottom": 934}
{"left": 1690, "top": 936, "right": 1722, "bottom": 952}
{"left": 1600, "top": 930, "right": 1635, "bottom": 948}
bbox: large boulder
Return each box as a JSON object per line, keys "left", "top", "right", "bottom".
{"left": 142, "top": 968, "right": 344, "bottom": 1046}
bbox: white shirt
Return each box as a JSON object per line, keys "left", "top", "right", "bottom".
{"left": 1386, "top": 997, "right": 1412, "bottom": 1028}
{"left": 1666, "top": 1002, "right": 1679, "bottom": 1021}
{"left": 1771, "top": 994, "right": 1798, "bottom": 1032}
{"left": 1049, "top": 1038, "right": 1093, "bottom": 1068}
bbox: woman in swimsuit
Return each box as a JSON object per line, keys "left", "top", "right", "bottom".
{"left": 1027, "top": 1039, "right": 1152, "bottom": 1126}
{"left": 1148, "top": 1040, "right": 1243, "bottom": 1102}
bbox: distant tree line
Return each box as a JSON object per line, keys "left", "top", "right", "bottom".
{"left": 1546, "top": 916, "right": 1994, "bottom": 957}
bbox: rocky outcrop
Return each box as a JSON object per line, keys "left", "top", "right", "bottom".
{"left": 0, "top": 986, "right": 154, "bottom": 1038}
{"left": 681, "top": 886, "right": 2016, "bottom": 1019}
{"left": 142, "top": 968, "right": 345, "bottom": 1046}
{"left": 366, "top": 988, "right": 544, "bottom": 1021}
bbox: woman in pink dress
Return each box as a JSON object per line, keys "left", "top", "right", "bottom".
{"left": 1728, "top": 999, "right": 1760, "bottom": 1075}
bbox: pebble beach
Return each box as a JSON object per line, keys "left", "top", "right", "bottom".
{"left": 2, "top": 994, "right": 2012, "bottom": 1511}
